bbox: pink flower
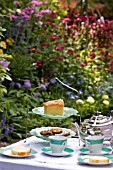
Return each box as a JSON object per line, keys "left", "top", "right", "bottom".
{"left": 10, "top": 14, "right": 17, "bottom": 19}
{"left": 31, "top": 0, "right": 42, "bottom": 6}
{"left": 40, "top": 9, "right": 51, "bottom": 15}
{"left": 61, "top": 17, "right": 71, "bottom": 24}
{"left": 22, "top": 7, "right": 35, "bottom": 14}
{"left": 109, "top": 60, "right": 113, "bottom": 66}
{"left": 14, "top": 1, "right": 20, "bottom": 5}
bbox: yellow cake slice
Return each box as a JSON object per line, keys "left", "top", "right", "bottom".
{"left": 11, "top": 145, "right": 31, "bottom": 156}
{"left": 43, "top": 99, "right": 64, "bottom": 116}
{"left": 89, "top": 156, "right": 109, "bottom": 164}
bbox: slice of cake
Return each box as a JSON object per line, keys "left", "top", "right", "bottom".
{"left": 11, "top": 145, "right": 31, "bottom": 156}
{"left": 43, "top": 99, "right": 64, "bottom": 116}
{"left": 89, "top": 156, "right": 109, "bottom": 164}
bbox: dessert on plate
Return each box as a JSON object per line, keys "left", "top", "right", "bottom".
{"left": 43, "top": 99, "right": 64, "bottom": 116}
{"left": 11, "top": 145, "right": 31, "bottom": 156}
{"left": 89, "top": 156, "right": 109, "bottom": 164}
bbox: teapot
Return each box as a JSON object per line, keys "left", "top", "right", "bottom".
{"left": 72, "top": 112, "right": 113, "bottom": 143}
{"left": 55, "top": 78, "right": 113, "bottom": 142}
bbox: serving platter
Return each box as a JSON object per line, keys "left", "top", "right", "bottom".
{"left": 30, "top": 127, "right": 75, "bottom": 141}
{"left": 32, "top": 107, "right": 78, "bottom": 119}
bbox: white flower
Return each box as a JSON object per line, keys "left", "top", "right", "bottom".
{"left": 103, "top": 100, "right": 109, "bottom": 106}
{"left": 102, "top": 95, "right": 109, "bottom": 100}
{"left": 87, "top": 96, "right": 95, "bottom": 104}
{"left": 76, "top": 99, "right": 84, "bottom": 105}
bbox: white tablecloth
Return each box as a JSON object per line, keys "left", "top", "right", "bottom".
{"left": 0, "top": 136, "right": 113, "bottom": 170}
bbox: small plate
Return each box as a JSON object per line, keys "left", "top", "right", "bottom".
{"left": 42, "top": 147, "right": 74, "bottom": 156}
{"left": 78, "top": 155, "right": 113, "bottom": 165}
{"left": 32, "top": 107, "right": 78, "bottom": 119}
{"left": 0, "top": 147, "right": 37, "bottom": 158}
{"left": 30, "top": 127, "right": 75, "bottom": 141}
{"left": 79, "top": 147, "right": 112, "bottom": 155}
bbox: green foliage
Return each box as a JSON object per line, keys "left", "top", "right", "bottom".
{"left": 0, "top": 0, "right": 113, "bottom": 142}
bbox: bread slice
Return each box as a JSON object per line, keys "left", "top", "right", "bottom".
{"left": 11, "top": 145, "right": 31, "bottom": 156}
{"left": 43, "top": 99, "right": 64, "bottom": 116}
{"left": 89, "top": 156, "right": 109, "bottom": 164}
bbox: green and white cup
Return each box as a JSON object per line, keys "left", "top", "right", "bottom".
{"left": 49, "top": 136, "right": 67, "bottom": 153}
{"left": 85, "top": 135, "right": 104, "bottom": 153}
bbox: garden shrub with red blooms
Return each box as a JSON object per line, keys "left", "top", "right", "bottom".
{"left": 0, "top": 0, "right": 113, "bottom": 141}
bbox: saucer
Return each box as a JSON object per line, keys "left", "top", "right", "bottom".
{"left": 42, "top": 147, "right": 74, "bottom": 156}
{"left": 79, "top": 147, "right": 112, "bottom": 155}
{"left": 78, "top": 155, "right": 113, "bottom": 165}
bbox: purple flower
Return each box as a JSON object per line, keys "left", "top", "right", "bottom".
{"left": 39, "top": 84, "right": 47, "bottom": 91}
{"left": 66, "top": 91, "right": 72, "bottom": 95}
{"left": 75, "top": 95, "right": 79, "bottom": 99}
{"left": 34, "top": 92, "right": 41, "bottom": 97}
{"left": 9, "top": 124, "right": 14, "bottom": 133}
{"left": 0, "top": 59, "right": 10, "bottom": 70}
{"left": 16, "top": 83, "right": 21, "bottom": 89}
{"left": 70, "top": 95, "right": 75, "bottom": 100}
{"left": 24, "top": 80, "right": 31, "bottom": 88}
{"left": 5, "top": 126, "right": 9, "bottom": 135}
{"left": 9, "top": 81, "right": 15, "bottom": 87}
{"left": 69, "top": 75, "right": 74, "bottom": 79}
{"left": 0, "top": 114, "right": 6, "bottom": 127}
{"left": 50, "top": 78, "right": 56, "bottom": 84}
{"left": 78, "top": 89, "right": 83, "bottom": 95}
{"left": 24, "top": 79, "right": 30, "bottom": 83}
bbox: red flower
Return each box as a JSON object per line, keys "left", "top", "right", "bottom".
{"left": 90, "top": 52, "right": 96, "bottom": 59}
{"left": 58, "top": 56, "right": 64, "bottom": 60}
{"left": 68, "top": 48, "right": 74, "bottom": 54}
{"left": 40, "top": 43, "right": 48, "bottom": 47}
{"left": 36, "top": 59, "right": 43, "bottom": 68}
{"left": 80, "top": 60, "right": 87, "bottom": 67}
{"left": 50, "top": 35, "right": 60, "bottom": 41}
{"left": 56, "top": 45, "right": 65, "bottom": 51}
{"left": 75, "top": 53, "right": 80, "bottom": 57}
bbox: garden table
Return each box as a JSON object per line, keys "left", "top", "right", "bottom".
{"left": 0, "top": 136, "right": 113, "bottom": 170}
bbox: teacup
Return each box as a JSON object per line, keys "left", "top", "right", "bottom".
{"left": 49, "top": 136, "right": 67, "bottom": 153}
{"left": 85, "top": 135, "right": 104, "bottom": 153}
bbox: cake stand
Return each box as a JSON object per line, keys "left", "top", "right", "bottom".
{"left": 31, "top": 106, "right": 78, "bottom": 119}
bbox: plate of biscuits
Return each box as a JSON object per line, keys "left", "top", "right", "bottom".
{"left": 30, "top": 127, "right": 75, "bottom": 141}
